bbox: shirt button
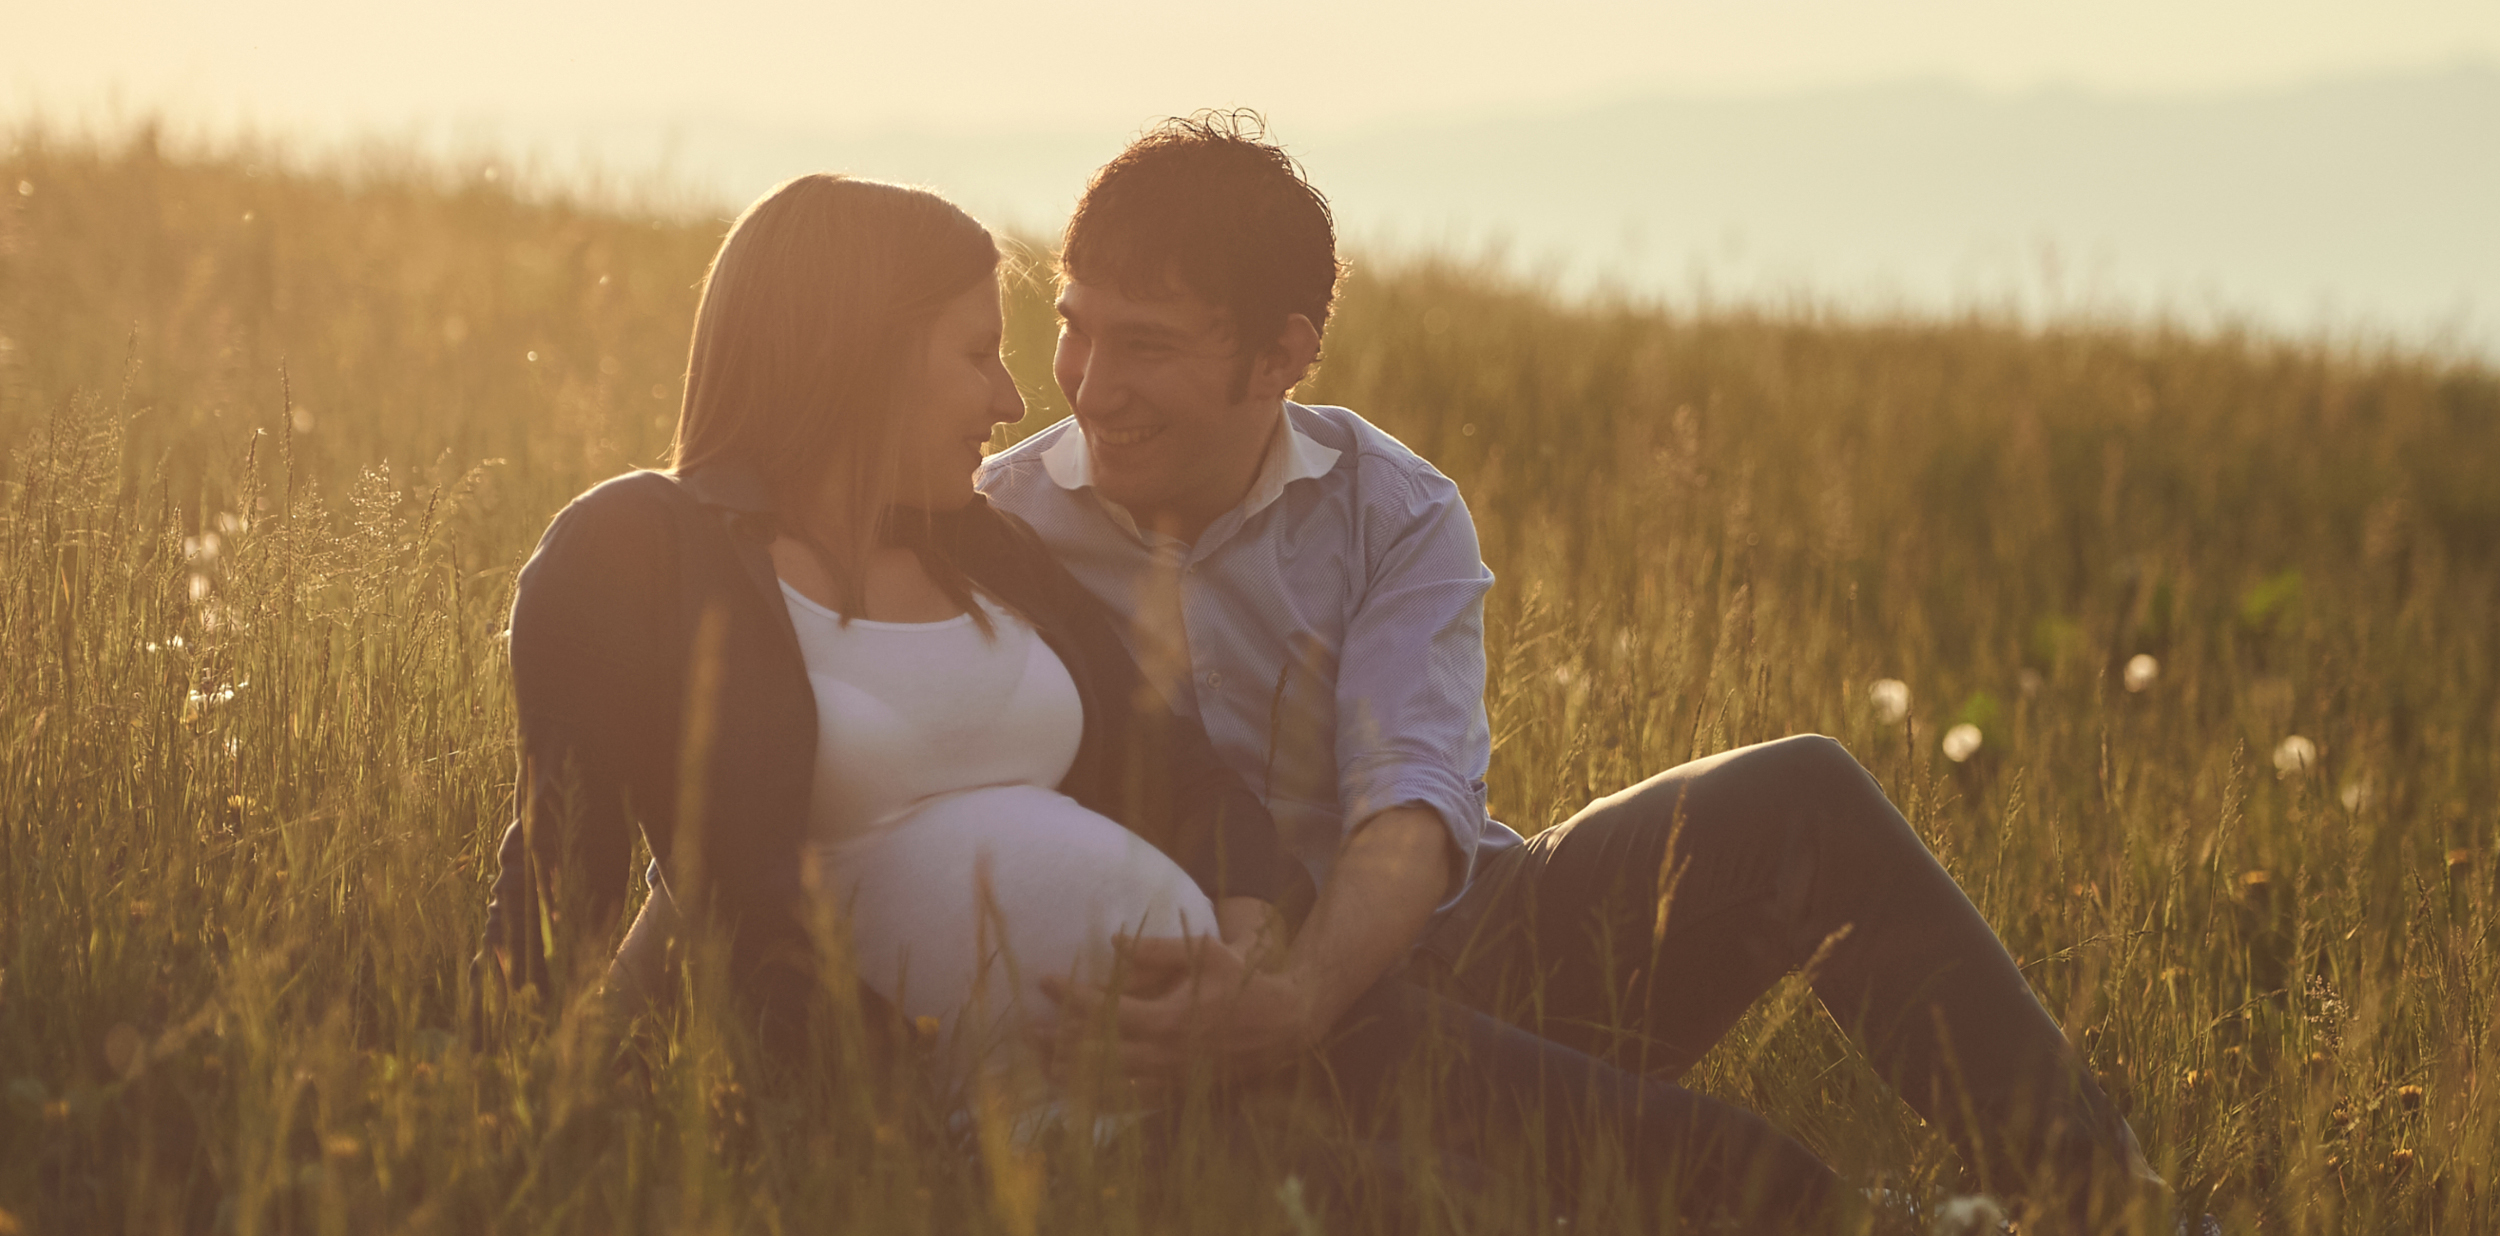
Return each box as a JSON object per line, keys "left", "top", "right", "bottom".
{"left": 1205, "top": 671, "right": 1223, "bottom": 688}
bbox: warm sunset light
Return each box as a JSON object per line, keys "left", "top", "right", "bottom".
{"left": 5, "top": 7, "right": 2494, "bottom": 1234}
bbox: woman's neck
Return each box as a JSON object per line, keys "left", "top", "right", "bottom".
{"left": 769, "top": 538, "right": 964, "bottom": 623}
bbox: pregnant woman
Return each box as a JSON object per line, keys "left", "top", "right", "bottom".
{"left": 474, "top": 174, "right": 1308, "bottom": 1094}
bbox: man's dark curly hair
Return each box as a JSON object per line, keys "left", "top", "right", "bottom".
{"left": 1062, "top": 110, "right": 1345, "bottom": 369}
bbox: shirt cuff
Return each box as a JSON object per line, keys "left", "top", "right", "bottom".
{"left": 1343, "top": 762, "right": 1492, "bottom": 913}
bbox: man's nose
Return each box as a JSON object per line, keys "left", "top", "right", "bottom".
{"left": 1059, "top": 344, "right": 1119, "bottom": 416}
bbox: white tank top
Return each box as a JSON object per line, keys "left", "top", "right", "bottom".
{"left": 778, "top": 580, "right": 1218, "bottom": 1099}
{"left": 782, "top": 582, "right": 1085, "bottom": 843}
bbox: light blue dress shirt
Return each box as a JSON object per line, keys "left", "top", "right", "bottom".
{"left": 978, "top": 401, "right": 1522, "bottom": 907}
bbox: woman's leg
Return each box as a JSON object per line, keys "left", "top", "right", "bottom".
{"left": 1422, "top": 734, "right": 2150, "bottom": 1205}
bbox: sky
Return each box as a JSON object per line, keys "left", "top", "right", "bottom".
{"left": 14, "top": 0, "right": 2499, "bottom": 136}
{"left": 10, "top": 2, "right": 2500, "bottom": 355}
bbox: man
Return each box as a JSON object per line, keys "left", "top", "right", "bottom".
{"left": 979, "top": 111, "right": 2160, "bottom": 1229}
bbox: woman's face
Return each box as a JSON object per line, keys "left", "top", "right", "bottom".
{"left": 892, "top": 277, "right": 1025, "bottom": 510}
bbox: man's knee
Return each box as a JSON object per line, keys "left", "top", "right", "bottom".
{"left": 1750, "top": 733, "right": 1864, "bottom": 780}
{"left": 1736, "top": 734, "right": 1892, "bottom": 810}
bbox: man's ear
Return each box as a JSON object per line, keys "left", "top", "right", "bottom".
{"left": 1253, "top": 314, "right": 1323, "bottom": 398}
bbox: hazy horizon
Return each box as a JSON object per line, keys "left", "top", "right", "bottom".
{"left": 14, "top": 2, "right": 2499, "bottom": 358}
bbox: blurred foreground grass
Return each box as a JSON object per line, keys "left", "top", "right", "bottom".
{"left": 2, "top": 130, "right": 2495, "bottom": 1233}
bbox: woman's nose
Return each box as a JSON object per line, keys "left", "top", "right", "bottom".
{"left": 991, "top": 369, "right": 1027, "bottom": 426}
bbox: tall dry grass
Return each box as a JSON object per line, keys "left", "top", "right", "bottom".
{"left": 3, "top": 128, "right": 2495, "bottom": 1233}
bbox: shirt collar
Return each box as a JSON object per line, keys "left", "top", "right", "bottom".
{"left": 1041, "top": 405, "right": 1343, "bottom": 527}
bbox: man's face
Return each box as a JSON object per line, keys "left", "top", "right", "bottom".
{"left": 1052, "top": 276, "right": 1281, "bottom": 528}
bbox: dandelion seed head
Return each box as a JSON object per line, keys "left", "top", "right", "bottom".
{"left": 1868, "top": 678, "right": 1911, "bottom": 724}
{"left": 526, "top": 350, "right": 538, "bottom": 363}
{"left": 15, "top": 180, "right": 30, "bottom": 197}
{"left": 290, "top": 405, "right": 315, "bottom": 434}
{"left": 1942, "top": 723, "right": 1984, "bottom": 763}
{"left": 2274, "top": 734, "right": 2318, "bottom": 775}
{"left": 2339, "top": 779, "right": 2373, "bottom": 811}
{"left": 2018, "top": 668, "right": 2043, "bottom": 699}
{"left": 2124, "top": 653, "right": 2160, "bottom": 692}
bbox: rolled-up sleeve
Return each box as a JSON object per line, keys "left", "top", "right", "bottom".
{"left": 1335, "top": 456, "right": 1497, "bottom": 908}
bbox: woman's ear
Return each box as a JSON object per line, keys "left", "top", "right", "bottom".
{"left": 1254, "top": 313, "right": 1324, "bottom": 398}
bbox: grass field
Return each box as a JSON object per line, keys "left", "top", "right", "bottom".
{"left": 3, "top": 129, "right": 2496, "bottom": 1233}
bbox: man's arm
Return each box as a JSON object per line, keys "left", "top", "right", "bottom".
{"left": 1041, "top": 448, "right": 1495, "bottom": 1074}
{"left": 1044, "top": 805, "right": 1451, "bottom": 1075}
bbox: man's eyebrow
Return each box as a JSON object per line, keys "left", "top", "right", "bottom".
{"left": 1057, "top": 302, "right": 1191, "bottom": 345}
{"left": 1107, "top": 322, "right": 1191, "bottom": 345}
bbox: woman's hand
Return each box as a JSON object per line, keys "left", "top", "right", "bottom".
{"left": 1038, "top": 927, "right": 1319, "bottom": 1083}
{"left": 1213, "top": 895, "right": 1289, "bottom": 972}
{"left": 1035, "top": 897, "right": 1308, "bottom": 1084}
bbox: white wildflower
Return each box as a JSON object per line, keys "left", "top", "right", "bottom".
{"left": 1869, "top": 678, "right": 1912, "bottom": 724}
{"left": 2274, "top": 734, "right": 2318, "bottom": 775}
{"left": 2339, "top": 779, "right": 2373, "bottom": 811}
{"left": 2124, "top": 654, "right": 2159, "bottom": 692}
{"left": 1942, "top": 723, "right": 1984, "bottom": 763}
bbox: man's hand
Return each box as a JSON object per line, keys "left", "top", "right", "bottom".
{"left": 1038, "top": 805, "right": 1454, "bottom": 1083}
{"left": 1037, "top": 927, "right": 1318, "bottom": 1080}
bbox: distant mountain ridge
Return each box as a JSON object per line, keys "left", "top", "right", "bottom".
{"left": 543, "top": 67, "right": 2500, "bottom": 356}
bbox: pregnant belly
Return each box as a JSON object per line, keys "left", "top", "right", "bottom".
{"left": 819, "top": 784, "right": 1217, "bottom": 1081}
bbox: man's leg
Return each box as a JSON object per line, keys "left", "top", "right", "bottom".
{"left": 1291, "top": 975, "right": 1852, "bottom": 1230}
{"left": 1419, "top": 734, "right": 2147, "bottom": 1206}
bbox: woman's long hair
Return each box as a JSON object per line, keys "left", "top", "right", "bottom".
{"left": 669, "top": 174, "right": 1000, "bottom": 618}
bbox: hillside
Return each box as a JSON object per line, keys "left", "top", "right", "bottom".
{"left": 2, "top": 134, "right": 2496, "bottom": 1233}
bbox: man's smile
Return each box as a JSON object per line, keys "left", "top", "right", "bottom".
{"left": 1089, "top": 423, "right": 1165, "bottom": 448}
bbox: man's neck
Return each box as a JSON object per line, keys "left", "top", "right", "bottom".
{"left": 1124, "top": 405, "right": 1287, "bottom": 547}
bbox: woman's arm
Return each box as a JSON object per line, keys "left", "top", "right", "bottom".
{"left": 480, "top": 478, "right": 684, "bottom": 1000}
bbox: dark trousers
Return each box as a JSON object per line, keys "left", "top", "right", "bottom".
{"left": 1299, "top": 734, "right": 2143, "bottom": 1227}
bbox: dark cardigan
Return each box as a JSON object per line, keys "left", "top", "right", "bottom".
{"left": 477, "top": 464, "right": 1310, "bottom": 1025}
